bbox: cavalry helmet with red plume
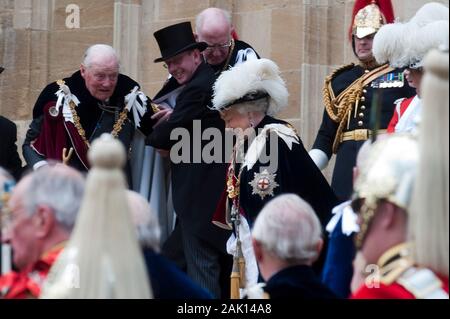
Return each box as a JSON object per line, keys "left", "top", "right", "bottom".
{"left": 349, "top": 0, "right": 395, "bottom": 40}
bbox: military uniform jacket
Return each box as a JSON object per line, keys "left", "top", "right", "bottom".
{"left": 352, "top": 243, "right": 449, "bottom": 299}
{"left": 312, "top": 63, "right": 415, "bottom": 201}
{"left": 147, "top": 62, "right": 231, "bottom": 250}
{"left": 23, "top": 71, "right": 152, "bottom": 183}
{"left": 0, "top": 116, "right": 22, "bottom": 179}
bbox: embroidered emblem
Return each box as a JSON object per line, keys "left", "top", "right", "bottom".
{"left": 49, "top": 105, "right": 59, "bottom": 117}
{"left": 249, "top": 169, "right": 279, "bottom": 200}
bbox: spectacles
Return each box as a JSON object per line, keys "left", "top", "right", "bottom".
{"left": 204, "top": 40, "right": 233, "bottom": 52}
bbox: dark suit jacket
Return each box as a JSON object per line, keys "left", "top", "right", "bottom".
{"left": 147, "top": 62, "right": 230, "bottom": 251}
{"left": 143, "top": 248, "right": 213, "bottom": 299}
{"left": 0, "top": 116, "right": 22, "bottom": 180}
{"left": 264, "top": 265, "right": 338, "bottom": 299}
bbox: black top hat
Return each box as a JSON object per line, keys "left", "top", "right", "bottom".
{"left": 153, "top": 22, "right": 207, "bottom": 63}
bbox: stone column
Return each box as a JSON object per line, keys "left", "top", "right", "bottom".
{"left": 113, "top": 0, "right": 142, "bottom": 81}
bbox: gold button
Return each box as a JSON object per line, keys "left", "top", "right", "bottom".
{"left": 361, "top": 97, "right": 366, "bottom": 102}
{"left": 359, "top": 113, "right": 364, "bottom": 118}
{"left": 363, "top": 89, "right": 367, "bottom": 93}
{"left": 358, "top": 121, "right": 363, "bottom": 126}
{"left": 361, "top": 105, "right": 366, "bottom": 110}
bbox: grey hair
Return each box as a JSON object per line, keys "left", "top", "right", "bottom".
{"left": 82, "top": 44, "right": 119, "bottom": 69}
{"left": 23, "top": 165, "right": 85, "bottom": 231}
{"left": 252, "top": 194, "right": 322, "bottom": 264}
{"left": 235, "top": 97, "right": 269, "bottom": 115}
{"left": 126, "top": 190, "right": 161, "bottom": 252}
{"left": 195, "top": 7, "right": 232, "bottom": 34}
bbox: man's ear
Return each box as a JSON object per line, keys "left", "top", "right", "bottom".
{"left": 80, "top": 64, "right": 86, "bottom": 79}
{"left": 316, "top": 238, "right": 324, "bottom": 256}
{"left": 252, "top": 238, "right": 263, "bottom": 263}
{"left": 311, "top": 238, "right": 324, "bottom": 264}
{"left": 33, "top": 206, "right": 56, "bottom": 239}
{"left": 230, "top": 26, "right": 237, "bottom": 40}
{"left": 194, "top": 32, "right": 199, "bottom": 41}
{"left": 379, "top": 201, "right": 397, "bottom": 229}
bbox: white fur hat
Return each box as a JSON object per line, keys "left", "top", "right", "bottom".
{"left": 373, "top": 2, "right": 449, "bottom": 68}
{"left": 211, "top": 58, "right": 288, "bottom": 116}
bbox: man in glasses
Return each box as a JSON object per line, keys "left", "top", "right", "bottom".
{"left": 0, "top": 164, "right": 85, "bottom": 299}
{"left": 195, "top": 7, "right": 259, "bottom": 74}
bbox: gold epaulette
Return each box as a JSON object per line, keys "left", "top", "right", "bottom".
{"left": 378, "top": 242, "right": 414, "bottom": 285}
{"left": 397, "top": 267, "right": 449, "bottom": 299}
{"left": 323, "top": 63, "right": 355, "bottom": 123}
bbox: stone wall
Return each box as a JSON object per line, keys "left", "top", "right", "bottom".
{"left": 1, "top": 0, "right": 448, "bottom": 178}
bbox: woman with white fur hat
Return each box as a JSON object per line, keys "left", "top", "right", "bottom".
{"left": 210, "top": 58, "right": 337, "bottom": 297}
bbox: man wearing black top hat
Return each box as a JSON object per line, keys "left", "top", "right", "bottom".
{"left": 0, "top": 67, "right": 23, "bottom": 180}
{"left": 147, "top": 21, "right": 231, "bottom": 298}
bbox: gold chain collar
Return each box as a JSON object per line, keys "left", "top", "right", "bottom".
{"left": 220, "top": 39, "right": 236, "bottom": 73}
{"left": 57, "top": 80, "right": 129, "bottom": 147}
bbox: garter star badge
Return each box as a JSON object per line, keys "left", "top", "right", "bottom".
{"left": 249, "top": 169, "right": 279, "bottom": 200}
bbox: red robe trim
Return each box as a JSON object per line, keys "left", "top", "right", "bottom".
{"left": 0, "top": 244, "right": 65, "bottom": 299}
{"left": 31, "top": 101, "right": 89, "bottom": 169}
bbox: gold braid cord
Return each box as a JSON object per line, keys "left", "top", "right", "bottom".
{"left": 68, "top": 99, "right": 90, "bottom": 147}
{"left": 111, "top": 109, "right": 129, "bottom": 138}
{"left": 58, "top": 80, "right": 129, "bottom": 146}
{"left": 331, "top": 81, "right": 364, "bottom": 153}
{"left": 322, "top": 64, "right": 393, "bottom": 153}
{"left": 323, "top": 63, "right": 355, "bottom": 122}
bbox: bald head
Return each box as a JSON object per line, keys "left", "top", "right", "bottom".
{"left": 195, "top": 8, "right": 232, "bottom": 36}
{"left": 195, "top": 8, "right": 234, "bottom": 66}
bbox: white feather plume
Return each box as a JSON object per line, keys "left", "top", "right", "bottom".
{"left": 212, "top": 58, "right": 289, "bottom": 116}
{"left": 373, "top": 22, "right": 410, "bottom": 67}
{"left": 373, "top": 2, "right": 449, "bottom": 68}
{"left": 409, "top": 2, "right": 449, "bottom": 26}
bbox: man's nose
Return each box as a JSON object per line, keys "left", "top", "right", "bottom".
{"left": 102, "top": 78, "right": 115, "bottom": 88}
{"left": 212, "top": 49, "right": 223, "bottom": 57}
